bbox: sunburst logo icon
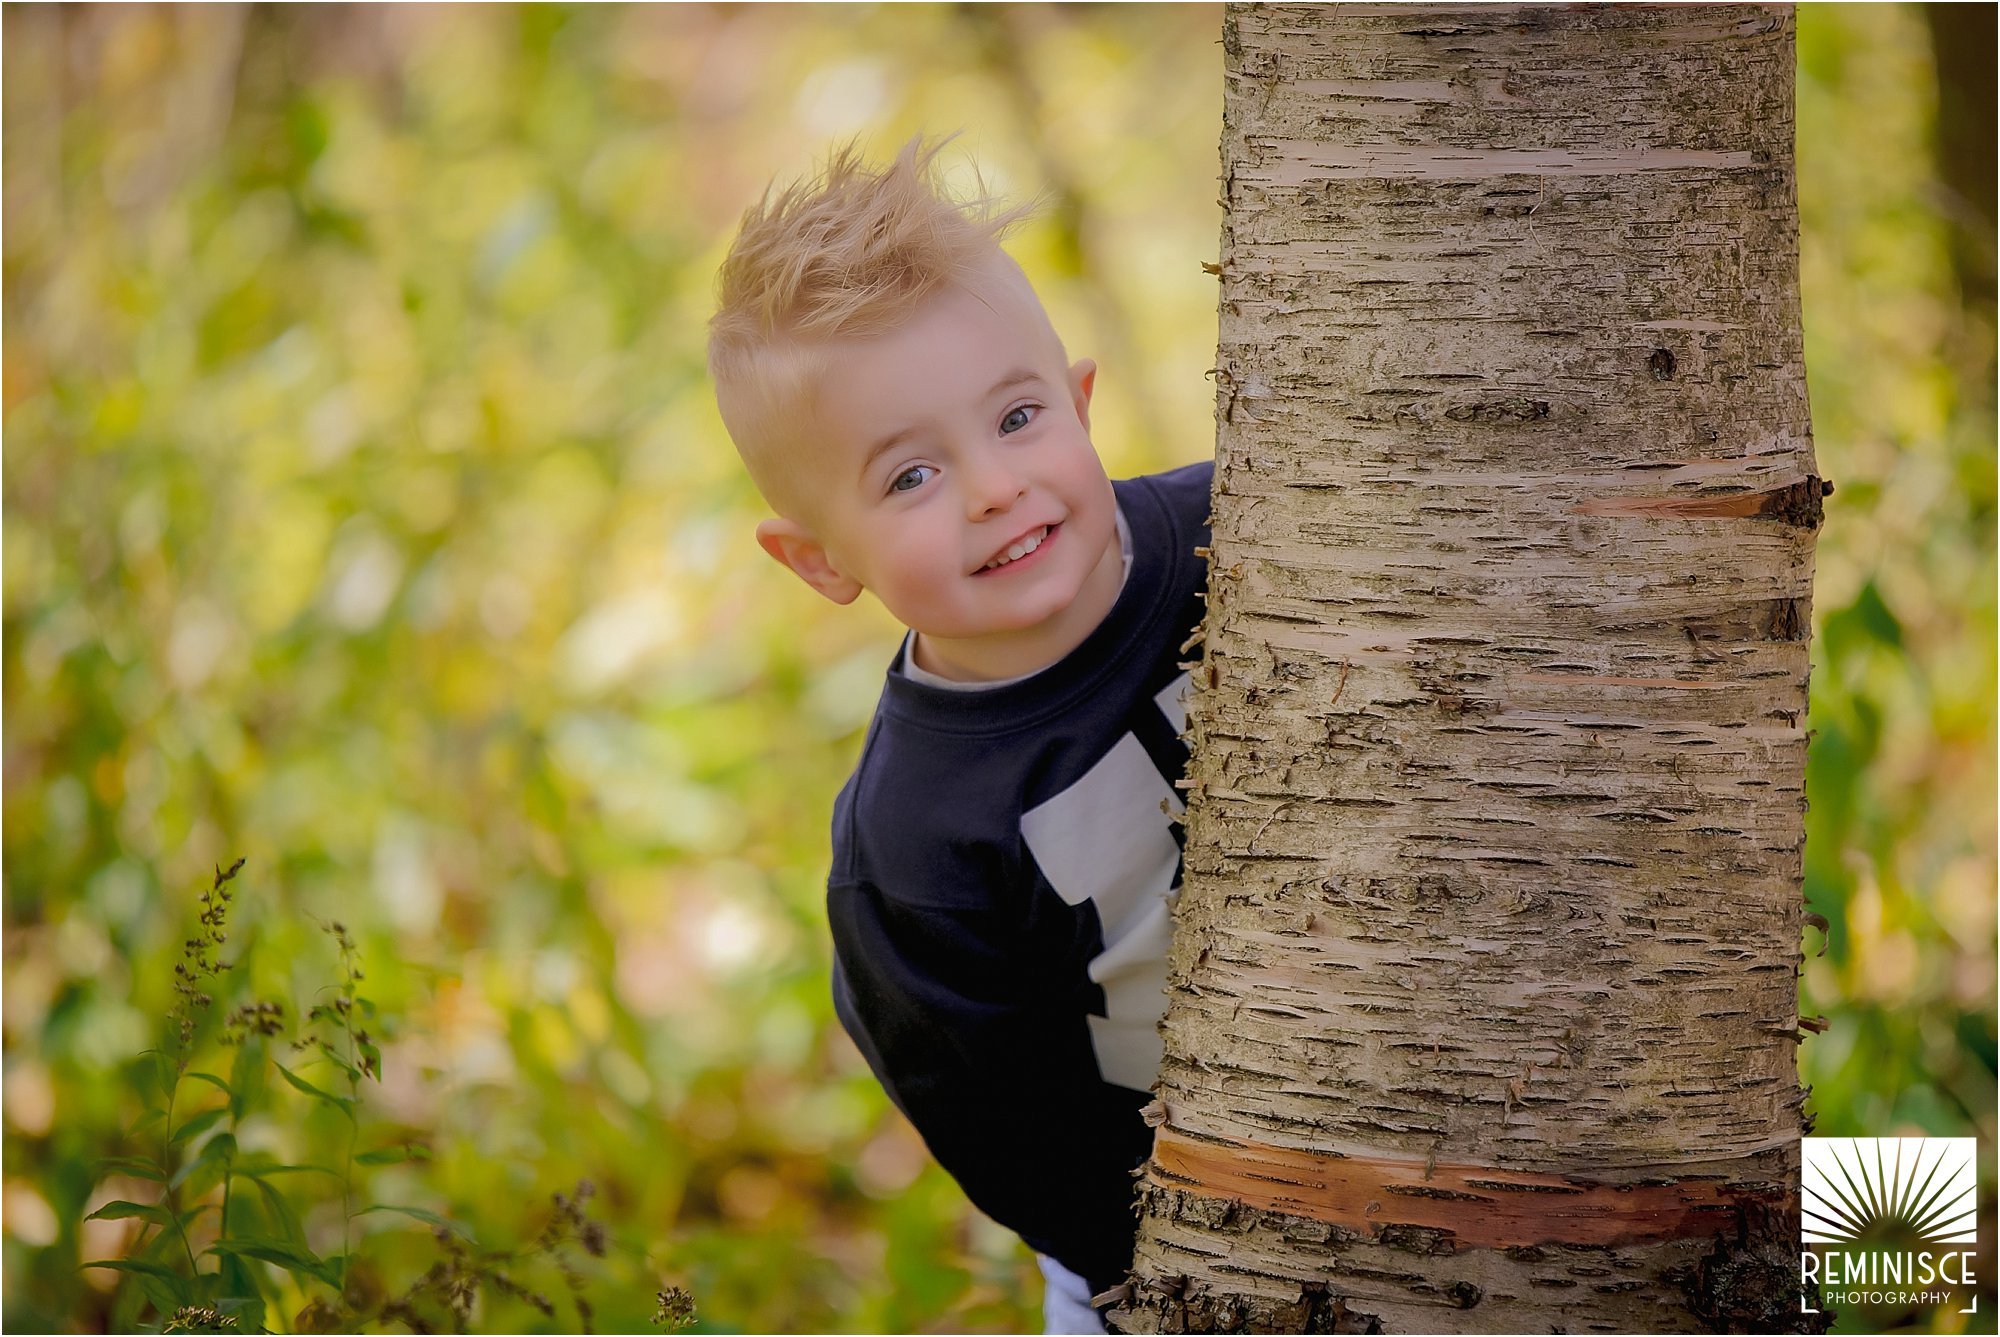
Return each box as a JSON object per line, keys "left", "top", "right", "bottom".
{"left": 1802, "top": 1138, "right": 1978, "bottom": 1246}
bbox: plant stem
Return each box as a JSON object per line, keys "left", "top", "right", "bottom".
{"left": 340, "top": 1113, "right": 356, "bottom": 1300}
{"left": 339, "top": 943, "right": 359, "bottom": 1302}
{"left": 164, "top": 1063, "right": 201, "bottom": 1276}
{"left": 218, "top": 1121, "right": 234, "bottom": 1248}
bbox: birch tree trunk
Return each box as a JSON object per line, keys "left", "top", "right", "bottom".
{"left": 1115, "top": 6, "right": 1823, "bottom": 1332}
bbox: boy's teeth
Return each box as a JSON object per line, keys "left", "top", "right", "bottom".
{"left": 983, "top": 526, "right": 1048, "bottom": 570}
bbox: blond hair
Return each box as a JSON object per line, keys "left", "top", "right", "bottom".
{"left": 707, "top": 132, "right": 1055, "bottom": 515}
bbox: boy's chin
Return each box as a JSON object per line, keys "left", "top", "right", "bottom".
{"left": 918, "top": 602, "right": 1075, "bottom": 650}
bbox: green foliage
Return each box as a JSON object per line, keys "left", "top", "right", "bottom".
{"left": 4, "top": 8, "right": 1229, "bottom": 1330}
{"left": 1794, "top": 4, "right": 1996, "bottom": 1144}
{"left": 75, "top": 861, "right": 657, "bottom": 1334}
{"left": 1791, "top": 8, "right": 1997, "bottom": 1331}
{"left": 1, "top": 5, "right": 1990, "bottom": 1335}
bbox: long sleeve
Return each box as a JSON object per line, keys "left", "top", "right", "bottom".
{"left": 828, "top": 879, "right": 1152, "bottom": 1298}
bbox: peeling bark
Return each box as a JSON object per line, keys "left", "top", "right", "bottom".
{"left": 1117, "top": 6, "right": 1822, "bottom": 1332}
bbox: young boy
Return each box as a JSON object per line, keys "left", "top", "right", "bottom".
{"left": 707, "top": 133, "right": 1211, "bottom": 1334}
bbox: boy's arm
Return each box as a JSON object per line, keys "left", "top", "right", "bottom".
{"left": 828, "top": 879, "right": 1153, "bottom": 1298}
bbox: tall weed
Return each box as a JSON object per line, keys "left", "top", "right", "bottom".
{"left": 81, "top": 860, "right": 695, "bottom": 1334}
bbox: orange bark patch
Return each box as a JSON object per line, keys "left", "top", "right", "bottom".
{"left": 1573, "top": 476, "right": 1828, "bottom": 526}
{"left": 1149, "top": 1128, "right": 1791, "bottom": 1250}
{"left": 1514, "top": 674, "right": 1737, "bottom": 689}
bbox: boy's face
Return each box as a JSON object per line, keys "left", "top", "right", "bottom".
{"left": 755, "top": 279, "right": 1121, "bottom": 680}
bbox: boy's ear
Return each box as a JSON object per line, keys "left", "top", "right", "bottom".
{"left": 1069, "top": 357, "right": 1097, "bottom": 433}
{"left": 755, "top": 518, "right": 864, "bottom": 605}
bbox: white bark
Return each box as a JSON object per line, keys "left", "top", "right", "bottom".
{"left": 1117, "top": 6, "right": 1821, "bottom": 1332}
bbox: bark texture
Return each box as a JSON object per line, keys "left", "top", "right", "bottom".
{"left": 1115, "top": 6, "right": 1822, "bottom": 1333}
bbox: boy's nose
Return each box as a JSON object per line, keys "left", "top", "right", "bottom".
{"left": 965, "top": 456, "right": 1027, "bottom": 517}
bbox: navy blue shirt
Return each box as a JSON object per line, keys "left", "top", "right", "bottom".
{"left": 827, "top": 460, "right": 1213, "bottom": 1298}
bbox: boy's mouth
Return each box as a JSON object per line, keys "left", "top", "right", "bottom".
{"left": 976, "top": 523, "right": 1056, "bottom": 574}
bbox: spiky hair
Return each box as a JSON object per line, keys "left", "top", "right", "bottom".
{"left": 706, "top": 132, "right": 1053, "bottom": 514}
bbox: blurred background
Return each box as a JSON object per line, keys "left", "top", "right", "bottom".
{"left": 2, "top": 4, "right": 1991, "bottom": 1333}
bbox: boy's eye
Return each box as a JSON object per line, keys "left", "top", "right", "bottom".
{"left": 890, "top": 464, "right": 935, "bottom": 493}
{"left": 1000, "top": 405, "right": 1039, "bottom": 434}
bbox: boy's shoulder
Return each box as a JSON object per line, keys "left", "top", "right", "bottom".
{"left": 1116, "top": 458, "right": 1212, "bottom": 534}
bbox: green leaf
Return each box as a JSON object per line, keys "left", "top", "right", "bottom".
{"left": 356, "top": 1037, "right": 382, "bottom": 1082}
{"left": 185, "top": 1070, "right": 234, "bottom": 1099}
{"left": 271, "top": 1062, "right": 355, "bottom": 1116}
{"left": 128, "top": 1109, "right": 167, "bottom": 1139}
{"left": 121, "top": 1200, "right": 214, "bottom": 1236}
{"left": 358, "top": 1203, "right": 473, "bottom": 1240}
{"left": 233, "top": 1159, "right": 341, "bottom": 1181}
{"left": 94, "top": 1156, "right": 167, "bottom": 1183}
{"left": 312, "top": 1041, "right": 362, "bottom": 1083}
{"left": 86, "top": 1200, "right": 172, "bottom": 1225}
{"left": 82, "top": 1257, "right": 186, "bottom": 1282}
{"left": 215, "top": 1291, "right": 270, "bottom": 1336}
{"left": 230, "top": 1037, "right": 267, "bottom": 1122}
{"left": 197, "top": 1132, "right": 239, "bottom": 1168}
{"left": 1845, "top": 579, "right": 1905, "bottom": 649}
{"left": 250, "top": 1174, "right": 308, "bottom": 1253}
{"left": 140, "top": 1220, "right": 187, "bottom": 1262}
{"left": 155, "top": 1054, "right": 182, "bottom": 1102}
{"left": 129, "top": 1052, "right": 174, "bottom": 1106}
{"left": 137, "top": 1277, "right": 188, "bottom": 1326}
{"left": 206, "top": 1237, "right": 339, "bottom": 1288}
{"left": 170, "top": 1107, "right": 229, "bottom": 1145}
{"left": 354, "top": 1144, "right": 429, "bottom": 1166}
